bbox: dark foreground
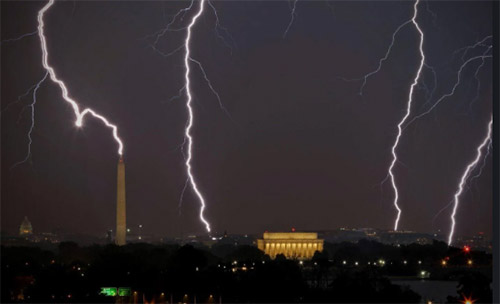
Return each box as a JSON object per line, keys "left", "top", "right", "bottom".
{"left": 1, "top": 240, "right": 492, "bottom": 303}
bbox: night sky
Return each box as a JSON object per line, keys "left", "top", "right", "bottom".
{"left": 1, "top": 1, "right": 493, "bottom": 238}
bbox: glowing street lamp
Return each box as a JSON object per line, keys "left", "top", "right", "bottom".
{"left": 461, "top": 295, "right": 476, "bottom": 304}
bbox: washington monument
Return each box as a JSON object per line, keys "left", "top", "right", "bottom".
{"left": 116, "top": 156, "right": 126, "bottom": 245}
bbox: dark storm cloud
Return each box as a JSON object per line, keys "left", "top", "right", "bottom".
{"left": 1, "top": 1, "right": 493, "bottom": 238}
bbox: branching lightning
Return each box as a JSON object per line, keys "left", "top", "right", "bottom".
{"left": 403, "top": 54, "right": 492, "bottom": 129}
{"left": 188, "top": 57, "right": 235, "bottom": 124}
{"left": 1, "top": 73, "right": 48, "bottom": 115}
{"left": 397, "top": 35, "right": 492, "bottom": 234}
{"left": 468, "top": 45, "right": 492, "bottom": 110}
{"left": 38, "top": 0, "right": 124, "bottom": 155}
{"left": 432, "top": 136, "right": 491, "bottom": 227}
{"left": 10, "top": 71, "right": 49, "bottom": 170}
{"left": 182, "top": 0, "right": 212, "bottom": 233}
{"left": 340, "top": 19, "right": 412, "bottom": 95}
{"left": 207, "top": 0, "right": 236, "bottom": 54}
{"left": 468, "top": 140, "right": 492, "bottom": 183}
{"left": 283, "top": 0, "right": 298, "bottom": 39}
{"left": 447, "top": 118, "right": 492, "bottom": 245}
{"left": 345, "top": 0, "right": 491, "bottom": 235}
{"left": 386, "top": 0, "right": 425, "bottom": 231}
{"left": 147, "top": 0, "right": 237, "bottom": 232}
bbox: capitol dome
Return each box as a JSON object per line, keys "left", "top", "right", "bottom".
{"left": 19, "top": 216, "right": 33, "bottom": 236}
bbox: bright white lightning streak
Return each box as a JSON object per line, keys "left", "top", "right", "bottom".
{"left": 432, "top": 137, "right": 491, "bottom": 225}
{"left": 388, "top": 0, "right": 425, "bottom": 231}
{"left": 10, "top": 71, "right": 49, "bottom": 170}
{"left": 447, "top": 118, "right": 492, "bottom": 245}
{"left": 38, "top": 0, "right": 123, "bottom": 155}
{"left": 183, "top": 0, "right": 211, "bottom": 233}
{"left": 283, "top": 0, "right": 298, "bottom": 39}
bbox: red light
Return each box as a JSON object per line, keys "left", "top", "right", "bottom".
{"left": 460, "top": 294, "right": 476, "bottom": 304}
{"left": 291, "top": 227, "right": 296, "bottom": 232}
{"left": 463, "top": 246, "right": 471, "bottom": 253}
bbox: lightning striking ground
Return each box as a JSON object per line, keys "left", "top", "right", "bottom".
{"left": 432, "top": 138, "right": 491, "bottom": 227}
{"left": 447, "top": 118, "right": 492, "bottom": 245}
{"left": 147, "top": 0, "right": 237, "bottom": 231}
{"left": 386, "top": 0, "right": 425, "bottom": 231}
{"left": 182, "top": 0, "right": 212, "bottom": 233}
{"left": 38, "top": 0, "right": 124, "bottom": 155}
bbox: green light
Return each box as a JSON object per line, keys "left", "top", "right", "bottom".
{"left": 100, "top": 287, "right": 117, "bottom": 296}
{"left": 118, "top": 288, "right": 131, "bottom": 296}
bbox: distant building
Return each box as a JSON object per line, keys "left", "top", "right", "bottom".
{"left": 257, "top": 232, "right": 324, "bottom": 260}
{"left": 19, "top": 217, "right": 33, "bottom": 236}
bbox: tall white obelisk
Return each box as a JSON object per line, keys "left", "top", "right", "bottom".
{"left": 116, "top": 156, "right": 126, "bottom": 245}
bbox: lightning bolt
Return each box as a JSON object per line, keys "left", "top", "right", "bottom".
{"left": 10, "top": 71, "right": 49, "bottom": 170}
{"left": 182, "top": 0, "right": 211, "bottom": 233}
{"left": 404, "top": 53, "right": 492, "bottom": 129}
{"left": 37, "top": 0, "right": 123, "bottom": 155}
{"left": 468, "top": 140, "right": 492, "bottom": 183}
{"left": 353, "top": 0, "right": 490, "bottom": 233}
{"left": 340, "top": 18, "right": 413, "bottom": 95}
{"left": 283, "top": 0, "right": 298, "bottom": 39}
{"left": 387, "top": 0, "right": 425, "bottom": 231}
{"left": 207, "top": 0, "right": 236, "bottom": 54}
{"left": 148, "top": 0, "right": 236, "bottom": 232}
{"left": 418, "top": 63, "right": 437, "bottom": 110}
{"left": 340, "top": 0, "right": 424, "bottom": 230}
{"left": 432, "top": 137, "right": 491, "bottom": 227}
{"left": 468, "top": 45, "right": 492, "bottom": 110}
{"left": 0, "top": 30, "right": 38, "bottom": 45}
{"left": 447, "top": 117, "right": 492, "bottom": 245}
{"left": 399, "top": 37, "right": 492, "bottom": 230}
{"left": 1, "top": 73, "right": 48, "bottom": 115}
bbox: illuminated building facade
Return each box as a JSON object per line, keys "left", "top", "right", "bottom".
{"left": 19, "top": 216, "right": 33, "bottom": 236}
{"left": 257, "top": 232, "right": 324, "bottom": 260}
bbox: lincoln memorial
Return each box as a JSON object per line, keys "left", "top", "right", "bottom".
{"left": 257, "top": 232, "right": 324, "bottom": 260}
